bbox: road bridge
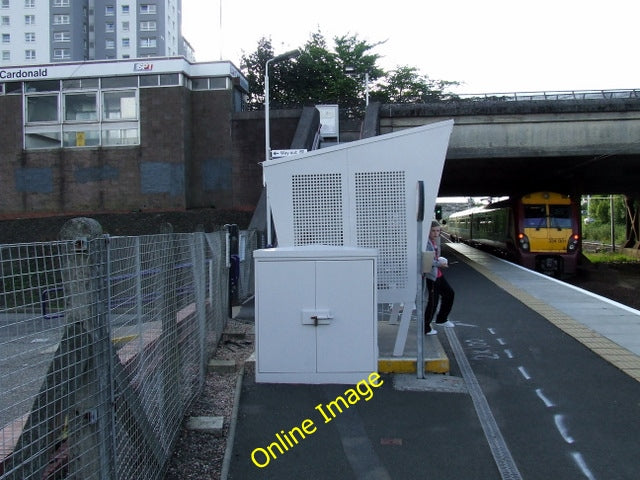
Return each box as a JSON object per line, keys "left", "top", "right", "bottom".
{"left": 374, "top": 90, "right": 640, "bottom": 198}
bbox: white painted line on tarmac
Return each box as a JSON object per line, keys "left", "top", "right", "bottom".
{"left": 496, "top": 338, "right": 506, "bottom": 345}
{"left": 554, "top": 414, "right": 575, "bottom": 444}
{"left": 535, "top": 388, "right": 555, "bottom": 408}
{"left": 571, "top": 452, "right": 597, "bottom": 480}
{"left": 446, "top": 328, "right": 523, "bottom": 480}
{"left": 488, "top": 328, "right": 496, "bottom": 335}
{"left": 504, "top": 349, "right": 514, "bottom": 359}
{"left": 453, "top": 322, "right": 479, "bottom": 328}
{"left": 517, "top": 366, "right": 531, "bottom": 380}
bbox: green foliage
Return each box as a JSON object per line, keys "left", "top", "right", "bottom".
{"left": 582, "top": 195, "right": 627, "bottom": 244}
{"left": 240, "top": 31, "right": 458, "bottom": 115}
{"left": 583, "top": 222, "right": 626, "bottom": 244}
{"left": 371, "top": 66, "right": 460, "bottom": 104}
{"left": 583, "top": 252, "right": 639, "bottom": 264}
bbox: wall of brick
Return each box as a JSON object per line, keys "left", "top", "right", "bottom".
{"left": 231, "top": 109, "right": 301, "bottom": 211}
{"left": 0, "top": 84, "right": 304, "bottom": 218}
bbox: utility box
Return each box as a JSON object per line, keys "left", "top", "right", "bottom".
{"left": 254, "top": 245, "right": 378, "bottom": 384}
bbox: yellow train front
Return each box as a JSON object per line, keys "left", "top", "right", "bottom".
{"left": 446, "top": 192, "right": 581, "bottom": 276}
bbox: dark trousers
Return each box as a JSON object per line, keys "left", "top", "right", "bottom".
{"left": 424, "top": 276, "right": 455, "bottom": 333}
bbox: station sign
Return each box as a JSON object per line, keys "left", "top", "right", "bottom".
{"left": 271, "top": 149, "right": 307, "bottom": 158}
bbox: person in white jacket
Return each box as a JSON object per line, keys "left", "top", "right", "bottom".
{"left": 424, "top": 221, "right": 455, "bottom": 335}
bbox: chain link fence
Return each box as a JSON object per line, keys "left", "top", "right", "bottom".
{"left": 0, "top": 219, "right": 256, "bottom": 480}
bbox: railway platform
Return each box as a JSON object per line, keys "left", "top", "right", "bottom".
{"left": 375, "top": 240, "right": 640, "bottom": 380}
{"left": 446, "top": 242, "right": 640, "bottom": 381}
{"left": 225, "top": 242, "right": 640, "bottom": 479}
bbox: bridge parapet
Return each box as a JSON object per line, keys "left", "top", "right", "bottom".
{"left": 381, "top": 90, "right": 640, "bottom": 118}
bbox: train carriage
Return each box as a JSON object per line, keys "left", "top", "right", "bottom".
{"left": 447, "top": 192, "right": 581, "bottom": 276}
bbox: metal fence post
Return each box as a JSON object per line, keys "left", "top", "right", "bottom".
{"left": 159, "top": 224, "right": 180, "bottom": 447}
{"left": 225, "top": 224, "right": 240, "bottom": 316}
{"left": 190, "top": 232, "right": 207, "bottom": 385}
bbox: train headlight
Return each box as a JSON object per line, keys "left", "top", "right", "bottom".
{"left": 517, "top": 233, "right": 530, "bottom": 252}
{"left": 567, "top": 233, "right": 580, "bottom": 253}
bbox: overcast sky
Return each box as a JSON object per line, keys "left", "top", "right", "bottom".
{"left": 181, "top": 0, "right": 639, "bottom": 95}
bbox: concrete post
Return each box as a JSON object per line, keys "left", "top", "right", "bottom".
{"left": 5, "top": 218, "right": 113, "bottom": 480}
{"left": 58, "top": 217, "right": 115, "bottom": 479}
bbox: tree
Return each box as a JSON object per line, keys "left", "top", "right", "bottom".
{"left": 240, "top": 31, "right": 384, "bottom": 115}
{"left": 239, "top": 37, "right": 274, "bottom": 107}
{"left": 371, "top": 66, "right": 460, "bottom": 103}
{"left": 240, "top": 31, "right": 459, "bottom": 114}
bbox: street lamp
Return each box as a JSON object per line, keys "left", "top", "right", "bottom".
{"left": 344, "top": 66, "right": 370, "bottom": 106}
{"left": 264, "top": 49, "right": 300, "bottom": 245}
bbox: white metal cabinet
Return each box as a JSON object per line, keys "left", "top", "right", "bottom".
{"left": 254, "top": 246, "right": 377, "bottom": 384}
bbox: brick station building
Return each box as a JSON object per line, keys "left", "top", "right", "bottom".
{"left": 0, "top": 57, "right": 285, "bottom": 218}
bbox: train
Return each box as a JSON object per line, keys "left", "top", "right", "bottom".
{"left": 445, "top": 192, "right": 581, "bottom": 276}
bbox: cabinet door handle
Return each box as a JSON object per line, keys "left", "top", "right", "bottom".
{"left": 310, "top": 314, "right": 334, "bottom": 326}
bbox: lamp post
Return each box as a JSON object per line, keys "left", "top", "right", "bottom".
{"left": 344, "top": 66, "right": 370, "bottom": 106}
{"left": 264, "top": 48, "right": 300, "bottom": 246}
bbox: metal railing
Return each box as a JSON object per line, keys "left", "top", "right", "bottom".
{"left": 458, "top": 88, "right": 640, "bottom": 102}
{"left": 0, "top": 222, "right": 257, "bottom": 479}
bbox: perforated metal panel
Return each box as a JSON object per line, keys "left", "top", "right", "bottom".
{"left": 355, "top": 171, "right": 407, "bottom": 291}
{"left": 292, "top": 173, "right": 344, "bottom": 246}
{"left": 264, "top": 120, "right": 453, "bottom": 306}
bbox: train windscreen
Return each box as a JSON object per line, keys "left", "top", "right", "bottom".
{"left": 549, "top": 205, "right": 572, "bottom": 229}
{"left": 523, "top": 205, "right": 546, "bottom": 228}
{"left": 524, "top": 204, "right": 573, "bottom": 229}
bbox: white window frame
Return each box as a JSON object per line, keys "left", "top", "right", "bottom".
{"left": 52, "top": 14, "right": 69, "bottom": 25}
{"left": 2, "top": 50, "right": 9, "bottom": 60}
{"left": 25, "top": 49, "right": 36, "bottom": 60}
{"left": 1, "top": 33, "right": 9, "bottom": 43}
{"left": 1, "top": 16, "right": 9, "bottom": 26}
{"left": 140, "top": 37, "right": 156, "bottom": 48}
{"left": 53, "top": 48, "right": 70, "bottom": 60}
{"left": 140, "top": 4, "right": 156, "bottom": 14}
{"left": 53, "top": 0, "right": 70, "bottom": 6}
{"left": 25, "top": 14, "right": 35, "bottom": 24}
{"left": 53, "top": 31, "right": 70, "bottom": 42}
{"left": 140, "top": 21, "right": 156, "bottom": 31}
{"left": 105, "top": 5, "right": 114, "bottom": 16}
{"left": 105, "top": 22, "right": 115, "bottom": 32}
{"left": 24, "top": 0, "right": 34, "bottom": 7}
{"left": 25, "top": 32, "right": 35, "bottom": 42}
{"left": 105, "top": 39, "right": 115, "bottom": 49}
{"left": 0, "top": 0, "right": 9, "bottom": 9}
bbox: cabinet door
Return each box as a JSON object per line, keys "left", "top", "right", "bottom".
{"left": 315, "top": 259, "right": 375, "bottom": 373}
{"left": 256, "top": 261, "right": 316, "bottom": 373}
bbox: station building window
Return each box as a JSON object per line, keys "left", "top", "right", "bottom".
{"left": 22, "top": 77, "right": 141, "bottom": 149}
{"left": 191, "top": 77, "right": 228, "bottom": 90}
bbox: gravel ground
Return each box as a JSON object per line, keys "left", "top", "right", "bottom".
{"left": 163, "top": 318, "right": 255, "bottom": 480}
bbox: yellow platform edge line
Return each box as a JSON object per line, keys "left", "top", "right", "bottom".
{"left": 378, "top": 357, "right": 450, "bottom": 374}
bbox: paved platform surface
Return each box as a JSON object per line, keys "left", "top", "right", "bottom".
{"left": 225, "top": 244, "right": 640, "bottom": 479}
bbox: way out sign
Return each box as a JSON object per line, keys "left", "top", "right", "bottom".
{"left": 271, "top": 149, "right": 307, "bottom": 159}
